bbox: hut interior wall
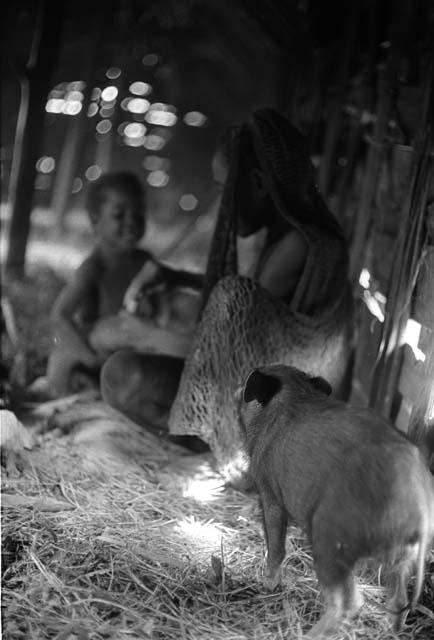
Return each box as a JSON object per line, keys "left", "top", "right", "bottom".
{"left": 325, "top": 24, "right": 434, "bottom": 465}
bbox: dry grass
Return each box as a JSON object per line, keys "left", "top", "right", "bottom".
{"left": 2, "top": 420, "right": 433, "bottom": 640}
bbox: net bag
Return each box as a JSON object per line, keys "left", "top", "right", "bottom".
{"left": 169, "top": 109, "right": 354, "bottom": 480}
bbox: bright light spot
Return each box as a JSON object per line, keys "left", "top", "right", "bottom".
{"left": 179, "top": 194, "right": 198, "bottom": 211}
{"left": 142, "top": 53, "right": 159, "bottom": 66}
{"left": 91, "top": 87, "right": 101, "bottom": 101}
{"left": 85, "top": 165, "right": 102, "bottom": 181}
{"left": 147, "top": 170, "right": 169, "bottom": 187}
{"left": 123, "top": 136, "right": 146, "bottom": 147}
{"left": 46, "top": 98, "right": 65, "bottom": 113}
{"left": 62, "top": 100, "right": 82, "bottom": 115}
{"left": 146, "top": 111, "right": 177, "bottom": 126}
{"left": 182, "top": 477, "right": 224, "bottom": 502}
{"left": 106, "top": 67, "right": 121, "bottom": 79}
{"left": 71, "top": 177, "right": 83, "bottom": 193}
{"left": 144, "top": 135, "right": 166, "bottom": 151}
{"left": 67, "top": 81, "right": 86, "bottom": 91}
{"left": 127, "top": 98, "right": 150, "bottom": 114}
{"left": 124, "top": 122, "right": 146, "bottom": 138}
{"left": 129, "top": 81, "right": 152, "bottom": 96}
{"left": 184, "top": 111, "right": 207, "bottom": 127}
{"left": 175, "top": 517, "right": 223, "bottom": 546}
{"left": 428, "top": 394, "right": 434, "bottom": 421}
{"left": 374, "top": 291, "right": 386, "bottom": 305}
{"left": 101, "top": 86, "right": 118, "bottom": 102}
{"left": 359, "top": 268, "right": 371, "bottom": 289}
{"left": 36, "top": 156, "right": 56, "bottom": 174}
{"left": 142, "top": 155, "right": 166, "bottom": 171}
{"left": 96, "top": 119, "right": 112, "bottom": 134}
{"left": 402, "top": 319, "right": 426, "bottom": 362}
{"left": 100, "top": 106, "right": 115, "bottom": 118}
{"left": 363, "top": 290, "right": 385, "bottom": 323}
{"left": 220, "top": 451, "right": 249, "bottom": 481}
{"left": 149, "top": 102, "right": 176, "bottom": 113}
{"left": 117, "top": 122, "right": 129, "bottom": 135}
{"left": 65, "top": 90, "right": 84, "bottom": 102}
{"left": 87, "top": 103, "right": 98, "bottom": 117}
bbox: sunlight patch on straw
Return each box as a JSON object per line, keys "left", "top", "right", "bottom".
{"left": 2, "top": 427, "right": 431, "bottom": 640}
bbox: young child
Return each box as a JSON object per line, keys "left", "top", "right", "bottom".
{"left": 43, "top": 171, "right": 204, "bottom": 398}
{"left": 45, "top": 171, "right": 152, "bottom": 397}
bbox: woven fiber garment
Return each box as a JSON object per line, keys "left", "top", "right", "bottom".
{"left": 168, "top": 108, "right": 354, "bottom": 481}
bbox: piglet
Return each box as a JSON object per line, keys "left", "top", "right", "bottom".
{"left": 240, "top": 364, "right": 434, "bottom": 638}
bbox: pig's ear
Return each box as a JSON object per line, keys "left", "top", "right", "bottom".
{"left": 243, "top": 369, "right": 281, "bottom": 405}
{"left": 310, "top": 376, "right": 332, "bottom": 396}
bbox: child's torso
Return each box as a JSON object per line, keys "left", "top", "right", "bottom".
{"left": 81, "top": 248, "right": 150, "bottom": 322}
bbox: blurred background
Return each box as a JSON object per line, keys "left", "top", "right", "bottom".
{"left": 1, "top": 0, "right": 312, "bottom": 275}
{"left": 4, "top": 0, "right": 427, "bottom": 276}
{"left": 2, "top": 1, "right": 434, "bottom": 433}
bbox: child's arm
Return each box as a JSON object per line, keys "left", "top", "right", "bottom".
{"left": 123, "top": 260, "right": 204, "bottom": 315}
{"left": 122, "top": 259, "right": 160, "bottom": 314}
{"left": 51, "top": 259, "right": 101, "bottom": 368}
{"left": 157, "top": 264, "right": 204, "bottom": 291}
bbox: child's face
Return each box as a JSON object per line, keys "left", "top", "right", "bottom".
{"left": 94, "top": 188, "right": 145, "bottom": 250}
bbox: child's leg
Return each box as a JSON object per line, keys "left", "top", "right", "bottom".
{"left": 101, "top": 350, "right": 209, "bottom": 452}
{"left": 46, "top": 344, "right": 100, "bottom": 397}
{"left": 46, "top": 344, "right": 80, "bottom": 396}
{"left": 101, "top": 350, "right": 183, "bottom": 431}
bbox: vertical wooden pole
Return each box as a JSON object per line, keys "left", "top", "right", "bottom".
{"left": 5, "top": 0, "right": 64, "bottom": 279}
{"left": 318, "top": 0, "right": 358, "bottom": 198}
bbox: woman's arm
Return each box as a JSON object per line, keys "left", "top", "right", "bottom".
{"left": 258, "top": 230, "right": 308, "bottom": 299}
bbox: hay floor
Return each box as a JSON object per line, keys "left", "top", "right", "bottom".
{"left": 2, "top": 407, "right": 434, "bottom": 640}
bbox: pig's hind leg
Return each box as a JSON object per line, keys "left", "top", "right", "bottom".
{"left": 385, "top": 544, "right": 418, "bottom": 631}
{"left": 306, "top": 572, "right": 361, "bottom": 638}
{"left": 305, "top": 581, "right": 355, "bottom": 639}
{"left": 259, "top": 488, "right": 288, "bottom": 588}
{"left": 308, "top": 517, "right": 362, "bottom": 637}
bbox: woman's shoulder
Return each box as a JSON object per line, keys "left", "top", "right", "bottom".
{"left": 264, "top": 229, "right": 308, "bottom": 269}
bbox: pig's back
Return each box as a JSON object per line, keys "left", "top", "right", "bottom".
{"left": 317, "top": 437, "right": 432, "bottom": 557}
{"left": 265, "top": 402, "right": 423, "bottom": 530}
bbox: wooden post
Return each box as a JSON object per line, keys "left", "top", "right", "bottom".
{"left": 349, "top": 48, "right": 400, "bottom": 283}
{"left": 317, "top": 0, "right": 358, "bottom": 198}
{"left": 5, "top": 0, "right": 64, "bottom": 279}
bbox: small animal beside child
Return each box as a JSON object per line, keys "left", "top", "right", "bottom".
{"left": 239, "top": 364, "right": 434, "bottom": 638}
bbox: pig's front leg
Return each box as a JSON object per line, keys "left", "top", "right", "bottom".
{"left": 259, "top": 488, "right": 288, "bottom": 588}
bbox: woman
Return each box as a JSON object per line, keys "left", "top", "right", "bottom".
{"left": 168, "top": 108, "right": 354, "bottom": 479}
